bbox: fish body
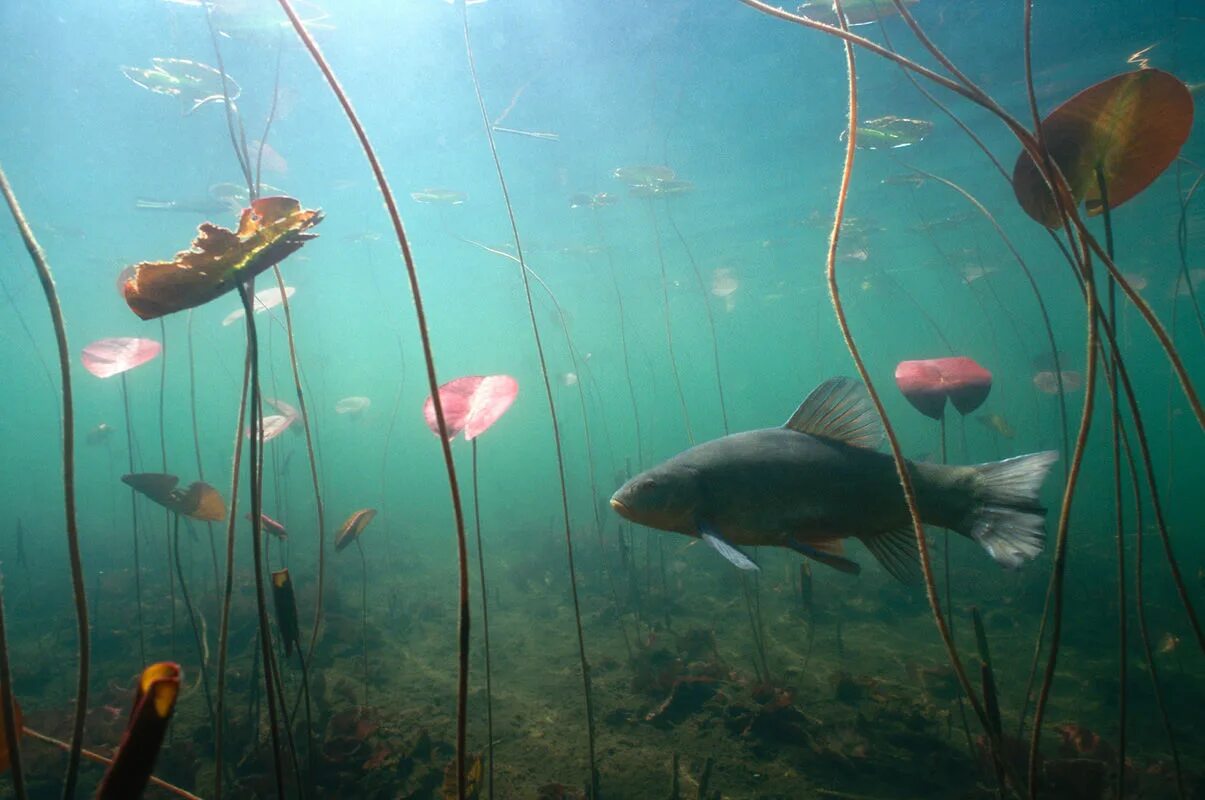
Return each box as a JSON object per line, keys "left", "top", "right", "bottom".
{"left": 611, "top": 378, "right": 1057, "bottom": 578}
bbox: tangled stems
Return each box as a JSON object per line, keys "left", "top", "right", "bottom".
{"left": 0, "top": 165, "right": 89, "bottom": 800}
{"left": 276, "top": 2, "right": 472, "bottom": 795}
{"left": 735, "top": 0, "right": 1205, "bottom": 433}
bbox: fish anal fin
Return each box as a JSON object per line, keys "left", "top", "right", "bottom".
{"left": 860, "top": 527, "right": 923, "bottom": 584}
{"left": 809, "top": 537, "right": 846, "bottom": 556}
{"left": 784, "top": 377, "right": 884, "bottom": 449}
{"left": 788, "top": 538, "right": 861, "bottom": 575}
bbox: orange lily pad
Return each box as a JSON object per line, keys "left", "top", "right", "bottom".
{"left": 334, "top": 508, "right": 377, "bottom": 552}
{"left": 122, "top": 473, "right": 226, "bottom": 522}
{"left": 1013, "top": 69, "right": 1193, "bottom": 228}
{"left": 120, "top": 196, "right": 323, "bottom": 320}
{"left": 0, "top": 692, "right": 21, "bottom": 773}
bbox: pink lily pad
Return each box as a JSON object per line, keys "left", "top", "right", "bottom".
{"left": 81, "top": 338, "right": 163, "bottom": 379}
{"left": 423, "top": 375, "right": 519, "bottom": 442}
{"left": 895, "top": 356, "right": 993, "bottom": 419}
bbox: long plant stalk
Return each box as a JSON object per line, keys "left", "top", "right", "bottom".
{"left": 645, "top": 198, "right": 694, "bottom": 444}
{"left": 23, "top": 726, "right": 201, "bottom": 800}
{"left": 0, "top": 164, "right": 89, "bottom": 800}
{"left": 820, "top": 2, "right": 1002, "bottom": 771}
{"left": 459, "top": 7, "right": 600, "bottom": 795}
{"left": 119, "top": 373, "right": 148, "bottom": 667}
{"left": 187, "top": 311, "right": 222, "bottom": 602}
{"left": 238, "top": 282, "right": 287, "bottom": 797}
{"left": 173, "top": 515, "right": 216, "bottom": 731}
{"left": 275, "top": 4, "right": 473, "bottom": 797}
{"left": 356, "top": 537, "right": 369, "bottom": 707}
{"left": 0, "top": 567, "right": 27, "bottom": 800}
{"left": 472, "top": 440, "right": 496, "bottom": 799}
{"left": 213, "top": 346, "right": 250, "bottom": 800}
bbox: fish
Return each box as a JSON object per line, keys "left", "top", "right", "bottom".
{"left": 977, "top": 412, "right": 1016, "bottom": 439}
{"left": 248, "top": 512, "right": 287, "bottom": 540}
{"left": 410, "top": 188, "right": 467, "bottom": 205}
{"left": 1158, "top": 633, "right": 1180, "bottom": 655}
{"left": 87, "top": 422, "right": 115, "bottom": 445}
{"left": 610, "top": 377, "right": 1058, "bottom": 579}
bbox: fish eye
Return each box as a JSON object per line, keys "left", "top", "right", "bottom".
{"left": 639, "top": 478, "right": 657, "bottom": 492}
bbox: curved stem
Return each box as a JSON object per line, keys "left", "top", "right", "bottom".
{"left": 23, "top": 726, "right": 201, "bottom": 800}
{"left": 459, "top": 6, "right": 599, "bottom": 795}
{"left": 187, "top": 311, "right": 222, "bottom": 603}
{"left": 275, "top": 4, "right": 473, "bottom": 796}
{"left": 357, "top": 537, "right": 369, "bottom": 708}
{"left": 0, "top": 165, "right": 88, "bottom": 800}
{"left": 173, "top": 515, "right": 215, "bottom": 732}
{"left": 822, "top": 0, "right": 998, "bottom": 770}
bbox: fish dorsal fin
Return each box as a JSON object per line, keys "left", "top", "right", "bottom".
{"left": 784, "top": 377, "right": 884, "bottom": 449}
{"left": 860, "top": 527, "right": 922, "bottom": 584}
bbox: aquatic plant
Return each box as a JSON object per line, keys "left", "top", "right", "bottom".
{"left": 424, "top": 374, "right": 519, "bottom": 798}
{"left": 96, "top": 662, "right": 181, "bottom": 799}
{"left": 0, "top": 166, "right": 88, "bottom": 798}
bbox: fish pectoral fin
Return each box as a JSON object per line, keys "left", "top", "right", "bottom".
{"left": 783, "top": 377, "right": 884, "bottom": 450}
{"left": 860, "top": 527, "right": 922, "bottom": 584}
{"left": 698, "top": 525, "right": 759, "bottom": 571}
{"left": 788, "top": 538, "right": 861, "bottom": 575}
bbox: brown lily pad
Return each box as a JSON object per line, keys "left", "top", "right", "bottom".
{"left": 1014, "top": 69, "right": 1193, "bottom": 227}
{"left": 122, "top": 473, "right": 226, "bottom": 522}
{"left": 334, "top": 508, "right": 377, "bottom": 552}
{"left": 120, "top": 196, "right": 323, "bottom": 320}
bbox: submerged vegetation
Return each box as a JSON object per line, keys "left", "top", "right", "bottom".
{"left": 0, "top": 0, "right": 1203, "bottom": 798}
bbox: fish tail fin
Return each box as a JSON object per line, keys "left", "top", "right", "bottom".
{"left": 962, "top": 451, "right": 1059, "bottom": 569}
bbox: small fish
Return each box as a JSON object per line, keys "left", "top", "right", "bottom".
{"left": 560, "top": 372, "right": 579, "bottom": 387}
{"left": 611, "top": 377, "right": 1057, "bottom": 580}
{"left": 1158, "top": 633, "right": 1180, "bottom": 655}
{"left": 410, "top": 188, "right": 467, "bottom": 205}
{"left": 247, "top": 513, "right": 288, "bottom": 540}
{"left": 881, "top": 173, "right": 925, "bottom": 188}
{"left": 87, "top": 422, "right": 115, "bottom": 445}
{"left": 977, "top": 413, "right": 1016, "bottom": 439}
{"left": 961, "top": 265, "right": 997, "bottom": 283}
{"left": 611, "top": 165, "right": 675, "bottom": 185}
{"left": 711, "top": 268, "right": 739, "bottom": 312}
{"left": 335, "top": 396, "right": 371, "bottom": 415}
{"left": 1033, "top": 370, "right": 1084, "bottom": 395}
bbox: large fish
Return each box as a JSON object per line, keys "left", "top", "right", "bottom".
{"left": 610, "top": 377, "right": 1058, "bottom": 579}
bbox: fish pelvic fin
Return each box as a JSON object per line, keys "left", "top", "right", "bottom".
{"left": 784, "top": 377, "right": 883, "bottom": 450}
{"left": 962, "top": 451, "right": 1059, "bottom": 568}
{"left": 788, "top": 537, "right": 861, "bottom": 575}
{"left": 860, "top": 527, "right": 921, "bottom": 584}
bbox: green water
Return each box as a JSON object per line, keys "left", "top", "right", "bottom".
{"left": 1, "top": 0, "right": 1203, "bottom": 797}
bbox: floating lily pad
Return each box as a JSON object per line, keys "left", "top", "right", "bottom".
{"left": 895, "top": 357, "right": 992, "bottom": 419}
{"left": 335, "top": 508, "right": 377, "bottom": 552}
{"left": 1013, "top": 69, "right": 1194, "bottom": 228}
{"left": 81, "top": 337, "right": 162, "bottom": 378}
{"left": 423, "top": 375, "right": 519, "bottom": 442}
{"left": 122, "top": 473, "right": 226, "bottom": 522}
{"left": 120, "top": 196, "right": 323, "bottom": 320}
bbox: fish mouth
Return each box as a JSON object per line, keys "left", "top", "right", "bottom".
{"left": 609, "top": 497, "right": 631, "bottom": 518}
